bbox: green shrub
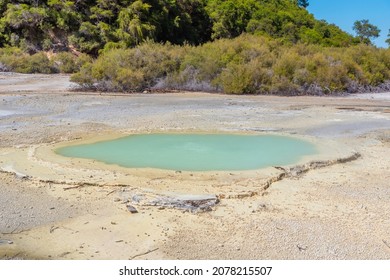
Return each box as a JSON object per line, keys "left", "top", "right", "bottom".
{"left": 53, "top": 52, "right": 78, "bottom": 73}
{"left": 71, "top": 42, "right": 184, "bottom": 91}
{"left": 115, "top": 68, "right": 145, "bottom": 92}
{"left": 0, "top": 49, "right": 56, "bottom": 73}
{"left": 70, "top": 63, "right": 95, "bottom": 88}
{"left": 219, "top": 63, "right": 257, "bottom": 94}
{"left": 68, "top": 34, "right": 390, "bottom": 94}
{"left": 271, "top": 76, "right": 300, "bottom": 95}
{"left": 24, "top": 52, "right": 55, "bottom": 73}
{"left": 273, "top": 51, "right": 303, "bottom": 82}
{"left": 345, "top": 45, "right": 390, "bottom": 85}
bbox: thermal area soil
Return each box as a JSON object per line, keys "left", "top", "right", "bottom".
{"left": 0, "top": 72, "right": 389, "bottom": 260}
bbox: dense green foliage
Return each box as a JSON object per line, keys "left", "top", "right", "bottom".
{"left": 0, "top": 0, "right": 357, "bottom": 54}
{"left": 70, "top": 35, "right": 390, "bottom": 95}
{"left": 206, "top": 0, "right": 356, "bottom": 47}
{"left": 0, "top": 0, "right": 212, "bottom": 54}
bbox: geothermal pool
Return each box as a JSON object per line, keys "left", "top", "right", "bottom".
{"left": 56, "top": 134, "right": 316, "bottom": 171}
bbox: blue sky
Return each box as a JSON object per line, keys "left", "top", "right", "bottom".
{"left": 307, "top": 0, "right": 390, "bottom": 48}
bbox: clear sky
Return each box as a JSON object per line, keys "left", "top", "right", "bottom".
{"left": 307, "top": 0, "right": 390, "bottom": 48}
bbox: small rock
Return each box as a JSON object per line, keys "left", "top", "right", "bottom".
{"left": 0, "top": 239, "right": 13, "bottom": 245}
{"left": 297, "top": 245, "right": 307, "bottom": 251}
{"left": 126, "top": 204, "right": 138, "bottom": 213}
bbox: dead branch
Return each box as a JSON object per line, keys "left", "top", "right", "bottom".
{"left": 129, "top": 248, "right": 159, "bottom": 260}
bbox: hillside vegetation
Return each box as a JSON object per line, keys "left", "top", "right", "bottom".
{"left": 1, "top": 0, "right": 389, "bottom": 95}
{"left": 0, "top": 0, "right": 357, "bottom": 53}
{"left": 71, "top": 35, "right": 390, "bottom": 95}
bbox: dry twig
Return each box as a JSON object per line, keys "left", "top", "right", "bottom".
{"left": 129, "top": 248, "right": 159, "bottom": 260}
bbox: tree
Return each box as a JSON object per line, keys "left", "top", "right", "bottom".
{"left": 386, "top": 29, "right": 390, "bottom": 48}
{"left": 297, "top": 0, "right": 309, "bottom": 8}
{"left": 206, "top": 0, "right": 257, "bottom": 39}
{"left": 0, "top": 0, "right": 359, "bottom": 53}
{"left": 353, "top": 19, "right": 380, "bottom": 44}
{"left": 116, "top": 0, "right": 155, "bottom": 46}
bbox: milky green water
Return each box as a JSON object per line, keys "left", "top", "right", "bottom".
{"left": 56, "top": 134, "right": 316, "bottom": 171}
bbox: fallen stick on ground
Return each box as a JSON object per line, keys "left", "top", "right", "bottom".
{"left": 106, "top": 190, "right": 116, "bottom": 196}
{"left": 63, "top": 185, "right": 85, "bottom": 191}
{"left": 129, "top": 248, "right": 159, "bottom": 260}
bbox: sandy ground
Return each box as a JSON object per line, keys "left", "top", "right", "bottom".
{"left": 0, "top": 72, "right": 389, "bottom": 260}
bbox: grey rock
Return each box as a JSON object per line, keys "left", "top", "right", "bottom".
{"left": 126, "top": 204, "right": 138, "bottom": 214}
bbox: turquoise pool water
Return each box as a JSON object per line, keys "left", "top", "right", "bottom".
{"left": 56, "top": 134, "right": 316, "bottom": 171}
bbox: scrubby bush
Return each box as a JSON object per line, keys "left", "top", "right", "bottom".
{"left": 52, "top": 52, "right": 78, "bottom": 73}
{"left": 173, "top": 35, "right": 276, "bottom": 92}
{"left": 51, "top": 52, "right": 93, "bottom": 74}
{"left": 0, "top": 47, "right": 93, "bottom": 74}
{"left": 71, "top": 42, "right": 185, "bottom": 92}
{"left": 0, "top": 48, "right": 56, "bottom": 74}
{"left": 23, "top": 52, "right": 55, "bottom": 73}
{"left": 70, "top": 34, "right": 390, "bottom": 95}
{"left": 346, "top": 45, "right": 390, "bottom": 86}
{"left": 219, "top": 63, "right": 257, "bottom": 94}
